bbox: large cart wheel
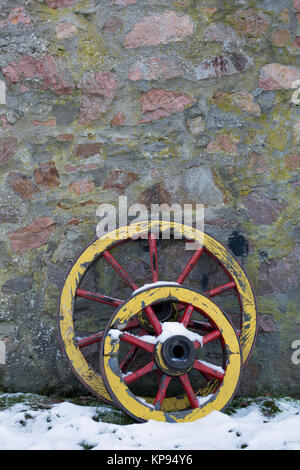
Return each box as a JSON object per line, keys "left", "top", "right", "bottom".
{"left": 100, "top": 285, "right": 242, "bottom": 422}
{"left": 57, "top": 220, "right": 257, "bottom": 403}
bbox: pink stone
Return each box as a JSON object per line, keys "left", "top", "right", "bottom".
{"left": 248, "top": 151, "right": 267, "bottom": 174}
{"left": 68, "top": 178, "right": 95, "bottom": 195}
{"left": 0, "top": 137, "right": 18, "bottom": 164}
{"left": 110, "top": 113, "right": 125, "bottom": 126}
{"left": 285, "top": 153, "right": 300, "bottom": 170}
{"left": 232, "top": 91, "right": 261, "bottom": 117}
{"left": 8, "top": 172, "right": 37, "bottom": 200}
{"left": 259, "top": 63, "right": 300, "bottom": 90}
{"left": 195, "top": 53, "right": 251, "bottom": 80}
{"left": 0, "top": 115, "right": 13, "bottom": 129}
{"left": 102, "top": 17, "right": 123, "bottom": 33}
{"left": 56, "top": 133, "right": 74, "bottom": 142}
{"left": 20, "top": 85, "right": 30, "bottom": 93}
{"left": 293, "top": 37, "right": 300, "bottom": 48}
{"left": 74, "top": 142, "right": 103, "bottom": 158}
{"left": 79, "top": 71, "right": 118, "bottom": 98}
{"left": 36, "top": 55, "right": 75, "bottom": 95}
{"left": 128, "top": 56, "right": 184, "bottom": 81}
{"left": 78, "top": 71, "right": 119, "bottom": 124}
{"left": 2, "top": 55, "right": 75, "bottom": 95}
{"left": 32, "top": 119, "right": 56, "bottom": 126}
{"left": 102, "top": 170, "right": 139, "bottom": 193}
{"left": 8, "top": 162, "right": 60, "bottom": 199}
{"left": 201, "top": 7, "right": 217, "bottom": 18}
{"left": 45, "top": 0, "right": 76, "bottom": 8}
{"left": 78, "top": 95, "right": 108, "bottom": 124}
{"left": 124, "top": 11, "right": 194, "bottom": 49}
{"left": 2, "top": 55, "right": 37, "bottom": 82}
{"left": 243, "top": 192, "right": 286, "bottom": 225}
{"left": 270, "top": 29, "right": 290, "bottom": 47}
{"left": 138, "top": 182, "right": 171, "bottom": 209}
{"left": 138, "top": 88, "right": 195, "bottom": 124}
{"left": 230, "top": 9, "right": 270, "bottom": 39}
{"left": 8, "top": 217, "right": 56, "bottom": 254}
{"left": 65, "top": 164, "right": 80, "bottom": 173}
{"left": 206, "top": 133, "right": 239, "bottom": 154}
{"left": 33, "top": 161, "right": 60, "bottom": 189}
{"left": 259, "top": 315, "right": 278, "bottom": 333}
{"left": 56, "top": 22, "right": 78, "bottom": 39}
{"left": 8, "top": 7, "right": 32, "bottom": 25}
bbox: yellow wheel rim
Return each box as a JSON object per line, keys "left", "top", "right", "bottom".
{"left": 101, "top": 285, "right": 242, "bottom": 423}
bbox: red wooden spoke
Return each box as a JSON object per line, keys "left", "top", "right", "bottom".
{"left": 124, "top": 318, "right": 141, "bottom": 332}
{"left": 120, "top": 345, "right": 137, "bottom": 373}
{"left": 193, "top": 340, "right": 202, "bottom": 350}
{"left": 176, "top": 247, "right": 204, "bottom": 284}
{"left": 103, "top": 250, "right": 138, "bottom": 291}
{"left": 120, "top": 329, "right": 147, "bottom": 372}
{"left": 121, "top": 332, "right": 155, "bottom": 353}
{"left": 154, "top": 375, "right": 172, "bottom": 410}
{"left": 77, "top": 317, "right": 140, "bottom": 349}
{"left": 193, "top": 359, "right": 225, "bottom": 381}
{"left": 144, "top": 305, "right": 162, "bottom": 336}
{"left": 179, "top": 374, "right": 199, "bottom": 409}
{"left": 204, "top": 281, "right": 235, "bottom": 298}
{"left": 202, "top": 330, "right": 221, "bottom": 345}
{"left": 77, "top": 331, "right": 104, "bottom": 348}
{"left": 180, "top": 305, "right": 194, "bottom": 328}
{"left": 76, "top": 289, "right": 123, "bottom": 308}
{"left": 124, "top": 360, "right": 156, "bottom": 385}
{"left": 187, "top": 319, "right": 215, "bottom": 332}
{"left": 193, "top": 330, "right": 220, "bottom": 350}
{"left": 148, "top": 233, "right": 158, "bottom": 283}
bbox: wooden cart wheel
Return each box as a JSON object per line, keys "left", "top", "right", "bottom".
{"left": 57, "top": 220, "right": 257, "bottom": 403}
{"left": 100, "top": 284, "right": 242, "bottom": 422}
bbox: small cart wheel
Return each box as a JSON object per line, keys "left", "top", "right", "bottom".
{"left": 100, "top": 284, "right": 242, "bottom": 423}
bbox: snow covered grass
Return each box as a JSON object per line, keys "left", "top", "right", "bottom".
{"left": 0, "top": 394, "right": 299, "bottom": 450}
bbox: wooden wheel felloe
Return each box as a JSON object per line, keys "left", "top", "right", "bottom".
{"left": 57, "top": 220, "right": 258, "bottom": 408}
{"left": 100, "top": 285, "right": 242, "bottom": 423}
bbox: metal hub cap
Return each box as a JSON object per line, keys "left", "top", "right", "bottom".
{"left": 162, "top": 335, "right": 196, "bottom": 371}
{"left": 154, "top": 334, "right": 196, "bottom": 376}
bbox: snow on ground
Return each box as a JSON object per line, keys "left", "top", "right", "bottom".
{"left": 0, "top": 395, "right": 299, "bottom": 450}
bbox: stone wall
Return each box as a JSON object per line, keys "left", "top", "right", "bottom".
{"left": 0, "top": 0, "right": 299, "bottom": 397}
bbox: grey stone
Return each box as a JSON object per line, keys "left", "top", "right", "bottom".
{"left": 52, "top": 103, "right": 78, "bottom": 126}
{"left": 2, "top": 276, "right": 32, "bottom": 294}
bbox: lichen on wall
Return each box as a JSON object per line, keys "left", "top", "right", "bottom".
{"left": 0, "top": 0, "right": 299, "bottom": 397}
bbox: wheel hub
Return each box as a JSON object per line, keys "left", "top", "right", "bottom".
{"left": 155, "top": 335, "right": 196, "bottom": 376}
